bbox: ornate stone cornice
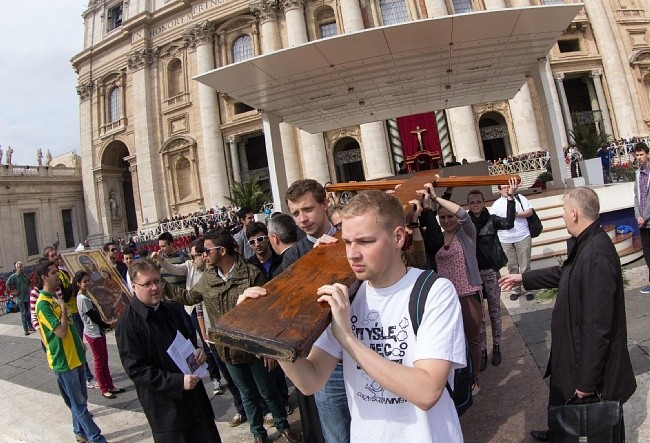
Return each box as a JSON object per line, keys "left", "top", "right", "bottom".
{"left": 127, "top": 46, "right": 160, "bottom": 71}
{"left": 250, "top": 0, "right": 279, "bottom": 22}
{"left": 76, "top": 81, "right": 94, "bottom": 100}
{"left": 473, "top": 101, "right": 508, "bottom": 116}
{"left": 590, "top": 69, "right": 603, "bottom": 78}
{"left": 280, "top": 0, "right": 304, "bottom": 12}
{"left": 182, "top": 20, "right": 216, "bottom": 49}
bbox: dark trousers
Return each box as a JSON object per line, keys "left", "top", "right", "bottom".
{"left": 18, "top": 301, "right": 31, "bottom": 332}
{"left": 260, "top": 365, "right": 290, "bottom": 413}
{"left": 226, "top": 360, "right": 289, "bottom": 438}
{"left": 152, "top": 418, "right": 221, "bottom": 443}
{"left": 210, "top": 344, "right": 245, "bottom": 416}
{"left": 190, "top": 309, "right": 220, "bottom": 381}
{"left": 641, "top": 228, "right": 650, "bottom": 282}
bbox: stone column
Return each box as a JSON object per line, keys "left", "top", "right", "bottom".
{"left": 252, "top": 0, "right": 302, "bottom": 186}
{"left": 339, "top": 0, "right": 364, "bottom": 33}
{"left": 448, "top": 106, "right": 483, "bottom": 161}
{"left": 590, "top": 70, "right": 614, "bottom": 137}
{"left": 360, "top": 124, "right": 394, "bottom": 178}
{"left": 544, "top": 60, "right": 569, "bottom": 148}
{"left": 483, "top": 0, "right": 540, "bottom": 153}
{"left": 425, "top": 0, "right": 482, "bottom": 161}
{"left": 127, "top": 45, "right": 165, "bottom": 227}
{"left": 553, "top": 73, "right": 574, "bottom": 142}
{"left": 533, "top": 58, "right": 567, "bottom": 187}
{"left": 423, "top": 0, "right": 448, "bottom": 17}
{"left": 185, "top": 22, "right": 231, "bottom": 206}
{"left": 338, "top": 0, "right": 394, "bottom": 179}
{"left": 76, "top": 80, "right": 103, "bottom": 242}
{"left": 282, "top": 0, "right": 330, "bottom": 184}
{"left": 228, "top": 137, "right": 241, "bottom": 183}
{"left": 585, "top": 77, "right": 599, "bottom": 113}
{"left": 583, "top": 1, "right": 639, "bottom": 138}
{"left": 262, "top": 113, "right": 289, "bottom": 212}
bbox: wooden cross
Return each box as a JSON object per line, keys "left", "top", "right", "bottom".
{"left": 211, "top": 170, "right": 519, "bottom": 361}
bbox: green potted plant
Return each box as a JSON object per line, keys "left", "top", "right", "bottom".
{"left": 224, "top": 171, "right": 271, "bottom": 212}
{"left": 569, "top": 114, "right": 611, "bottom": 185}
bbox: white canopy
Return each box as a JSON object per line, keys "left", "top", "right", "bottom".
{"left": 195, "top": 5, "right": 582, "bottom": 134}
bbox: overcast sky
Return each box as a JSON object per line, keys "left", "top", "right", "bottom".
{"left": 0, "top": 2, "right": 85, "bottom": 166}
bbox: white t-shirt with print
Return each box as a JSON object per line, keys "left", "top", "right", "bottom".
{"left": 490, "top": 194, "right": 531, "bottom": 243}
{"left": 314, "top": 268, "right": 466, "bottom": 443}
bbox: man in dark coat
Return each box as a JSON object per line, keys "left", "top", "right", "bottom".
{"left": 500, "top": 187, "right": 636, "bottom": 442}
{"left": 116, "top": 259, "right": 221, "bottom": 443}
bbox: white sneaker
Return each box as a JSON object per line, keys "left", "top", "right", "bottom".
{"left": 212, "top": 379, "right": 224, "bottom": 395}
{"left": 264, "top": 412, "right": 274, "bottom": 426}
{"left": 86, "top": 379, "right": 98, "bottom": 389}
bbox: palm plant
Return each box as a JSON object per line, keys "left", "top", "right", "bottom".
{"left": 569, "top": 114, "right": 611, "bottom": 159}
{"left": 224, "top": 172, "right": 271, "bottom": 212}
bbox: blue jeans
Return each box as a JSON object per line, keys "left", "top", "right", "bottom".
{"left": 314, "top": 364, "right": 350, "bottom": 443}
{"left": 226, "top": 360, "right": 289, "bottom": 438}
{"left": 56, "top": 366, "right": 106, "bottom": 443}
{"left": 71, "top": 313, "right": 94, "bottom": 382}
{"left": 18, "top": 301, "right": 31, "bottom": 331}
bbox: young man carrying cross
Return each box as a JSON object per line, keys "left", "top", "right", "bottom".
{"left": 242, "top": 190, "right": 466, "bottom": 441}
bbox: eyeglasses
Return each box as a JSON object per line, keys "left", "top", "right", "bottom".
{"left": 132, "top": 279, "right": 162, "bottom": 289}
{"left": 109, "top": 248, "right": 117, "bottom": 252}
{"left": 203, "top": 246, "right": 223, "bottom": 254}
{"left": 247, "top": 236, "right": 268, "bottom": 246}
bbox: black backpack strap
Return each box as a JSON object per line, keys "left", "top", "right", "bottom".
{"left": 347, "top": 279, "right": 363, "bottom": 304}
{"left": 408, "top": 270, "right": 439, "bottom": 336}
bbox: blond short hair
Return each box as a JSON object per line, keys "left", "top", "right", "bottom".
{"left": 341, "top": 190, "right": 404, "bottom": 231}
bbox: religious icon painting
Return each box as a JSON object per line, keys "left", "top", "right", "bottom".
{"left": 60, "top": 249, "right": 132, "bottom": 323}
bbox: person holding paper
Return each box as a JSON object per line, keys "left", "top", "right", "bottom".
{"left": 116, "top": 259, "right": 221, "bottom": 443}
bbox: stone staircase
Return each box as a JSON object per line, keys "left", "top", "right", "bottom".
{"left": 487, "top": 184, "right": 643, "bottom": 271}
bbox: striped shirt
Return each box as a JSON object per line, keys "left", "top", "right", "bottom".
{"left": 29, "top": 287, "right": 40, "bottom": 330}
{"left": 36, "top": 290, "right": 85, "bottom": 373}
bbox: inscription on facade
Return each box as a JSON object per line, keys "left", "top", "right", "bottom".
{"left": 132, "top": 0, "right": 229, "bottom": 43}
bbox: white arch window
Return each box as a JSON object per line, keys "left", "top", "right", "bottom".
{"left": 379, "top": 0, "right": 409, "bottom": 25}
{"left": 233, "top": 35, "right": 253, "bottom": 63}
{"left": 108, "top": 87, "right": 121, "bottom": 123}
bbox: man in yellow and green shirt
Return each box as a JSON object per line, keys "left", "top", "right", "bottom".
{"left": 43, "top": 246, "right": 97, "bottom": 388}
{"left": 35, "top": 259, "right": 107, "bottom": 443}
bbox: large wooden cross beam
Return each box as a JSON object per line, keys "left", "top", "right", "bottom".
{"left": 210, "top": 170, "right": 519, "bottom": 361}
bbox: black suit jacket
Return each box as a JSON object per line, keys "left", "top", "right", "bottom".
{"left": 523, "top": 222, "right": 636, "bottom": 405}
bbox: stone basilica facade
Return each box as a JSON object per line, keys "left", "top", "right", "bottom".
{"left": 72, "top": 0, "right": 650, "bottom": 242}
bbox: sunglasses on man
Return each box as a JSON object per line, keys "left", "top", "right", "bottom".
{"left": 247, "top": 235, "right": 268, "bottom": 246}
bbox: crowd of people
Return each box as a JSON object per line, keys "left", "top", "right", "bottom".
{"left": 11, "top": 155, "right": 642, "bottom": 442}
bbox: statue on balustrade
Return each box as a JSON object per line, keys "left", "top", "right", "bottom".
{"left": 37, "top": 149, "right": 43, "bottom": 166}
{"left": 6, "top": 146, "right": 13, "bottom": 165}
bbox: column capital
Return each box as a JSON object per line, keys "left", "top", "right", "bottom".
{"left": 280, "top": 0, "right": 304, "bottom": 13}
{"left": 553, "top": 72, "right": 565, "bottom": 82}
{"left": 228, "top": 136, "right": 241, "bottom": 144}
{"left": 76, "top": 80, "right": 94, "bottom": 100}
{"left": 250, "top": 0, "right": 279, "bottom": 22}
{"left": 590, "top": 69, "right": 603, "bottom": 79}
{"left": 126, "top": 46, "right": 159, "bottom": 71}
{"left": 182, "top": 20, "right": 216, "bottom": 49}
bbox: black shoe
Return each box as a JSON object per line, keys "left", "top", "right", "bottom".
{"left": 530, "top": 430, "right": 550, "bottom": 441}
{"left": 509, "top": 292, "right": 519, "bottom": 301}
{"left": 479, "top": 350, "right": 487, "bottom": 372}
{"left": 492, "top": 345, "right": 501, "bottom": 366}
{"left": 526, "top": 291, "right": 535, "bottom": 301}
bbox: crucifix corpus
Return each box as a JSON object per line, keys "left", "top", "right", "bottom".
{"left": 411, "top": 126, "right": 427, "bottom": 151}
{"left": 211, "top": 170, "right": 520, "bottom": 361}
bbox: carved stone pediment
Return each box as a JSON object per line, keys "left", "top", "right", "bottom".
{"left": 76, "top": 81, "right": 94, "bottom": 100}
{"left": 160, "top": 40, "right": 189, "bottom": 58}
{"left": 473, "top": 101, "right": 508, "bottom": 116}
{"left": 325, "top": 127, "right": 361, "bottom": 149}
{"left": 182, "top": 21, "right": 216, "bottom": 49}
{"left": 630, "top": 49, "right": 650, "bottom": 65}
{"left": 127, "top": 46, "right": 160, "bottom": 71}
{"left": 250, "top": 0, "right": 279, "bottom": 22}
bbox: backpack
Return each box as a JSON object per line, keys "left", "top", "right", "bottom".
{"left": 409, "top": 270, "right": 473, "bottom": 417}
{"left": 349, "top": 270, "right": 473, "bottom": 417}
{"left": 5, "top": 297, "right": 19, "bottom": 314}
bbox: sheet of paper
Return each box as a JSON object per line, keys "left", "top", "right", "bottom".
{"left": 166, "top": 331, "right": 208, "bottom": 378}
